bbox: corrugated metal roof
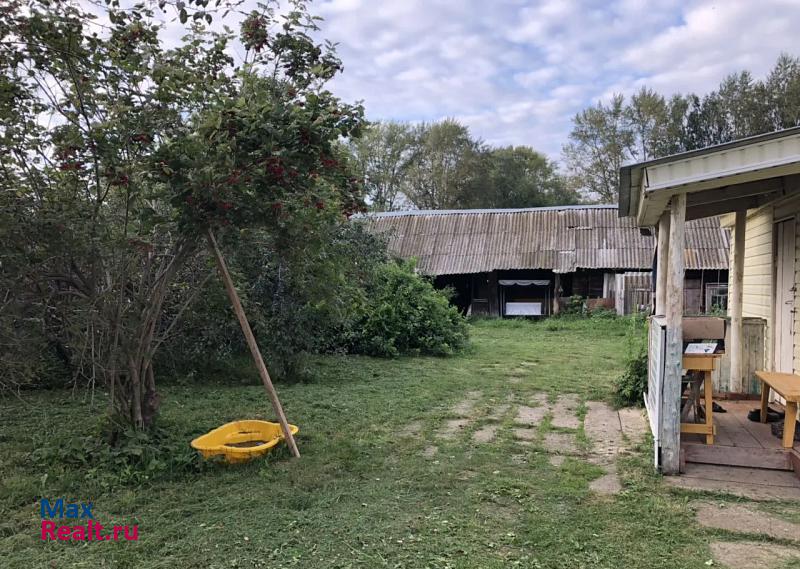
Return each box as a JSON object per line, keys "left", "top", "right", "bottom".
{"left": 362, "top": 206, "right": 730, "bottom": 276}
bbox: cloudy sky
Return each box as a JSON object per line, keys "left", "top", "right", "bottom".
{"left": 307, "top": 0, "right": 800, "bottom": 160}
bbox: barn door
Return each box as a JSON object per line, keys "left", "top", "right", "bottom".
{"left": 775, "top": 219, "right": 795, "bottom": 375}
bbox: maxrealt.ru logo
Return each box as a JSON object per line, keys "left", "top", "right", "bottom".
{"left": 40, "top": 498, "right": 138, "bottom": 542}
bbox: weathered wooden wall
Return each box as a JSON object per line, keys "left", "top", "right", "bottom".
{"left": 711, "top": 317, "right": 767, "bottom": 395}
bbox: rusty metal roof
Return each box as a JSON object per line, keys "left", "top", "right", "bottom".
{"left": 362, "top": 205, "right": 729, "bottom": 276}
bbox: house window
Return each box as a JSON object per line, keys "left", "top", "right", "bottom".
{"left": 705, "top": 283, "right": 728, "bottom": 313}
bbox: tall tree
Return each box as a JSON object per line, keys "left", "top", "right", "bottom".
{"left": 348, "top": 121, "right": 415, "bottom": 211}
{"left": 461, "top": 146, "right": 579, "bottom": 208}
{"left": 626, "top": 87, "right": 669, "bottom": 161}
{"left": 562, "top": 94, "right": 634, "bottom": 203}
{"left": 403, "top": 119, "right": 484, "bottom": 209}
{"left": 766, "top": 53, "right": 800, "bottom": 130}
{"left": 0, "top": 0, "right": 365, "bottom": 431}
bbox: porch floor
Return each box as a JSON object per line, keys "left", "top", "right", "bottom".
{"left": 682, "top": 400, "right": 799, "bottom": 453}
{"left": 674, "top": 400, "right": 800, "bottom": 501}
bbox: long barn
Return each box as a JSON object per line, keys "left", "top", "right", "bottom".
{"left": 363, "top": 205, "right": 730, "bottom": 317}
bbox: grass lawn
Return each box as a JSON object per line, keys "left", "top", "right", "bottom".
{"left": 0, "top": 318, "right": 728, "bottom": 568}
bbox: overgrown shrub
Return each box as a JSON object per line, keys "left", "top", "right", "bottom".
{"left": 29, "top": 423, "right": 203, "bottom": 488}
{"left": 613, "top": 314, "right": 648, "bottom": 407}
{"left": 562, "top": 295, "right": 586, "bottom": 316}
{"left": 352, "top": 260, "right": 469, "bottom": 357}
{"left": 613, "top": 349, "right": 648, "bottom": 407}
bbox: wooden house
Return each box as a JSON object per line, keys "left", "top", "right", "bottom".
{"left": 619, "top": 127, "right": 800, "bottom": 478}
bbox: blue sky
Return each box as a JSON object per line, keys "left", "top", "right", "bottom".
{"left": 309, "top": 0, "right": 800, "bottom": 160}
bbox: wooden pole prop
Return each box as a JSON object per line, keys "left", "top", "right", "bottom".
{"left": 206, "top": 228, "right": 300, "bottom": 458}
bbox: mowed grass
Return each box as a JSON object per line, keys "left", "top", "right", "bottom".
{"left": 0, "top": 318, "right": 712, "bottom": 568}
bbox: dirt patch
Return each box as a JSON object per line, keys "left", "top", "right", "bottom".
{"left": 451, "top": 391, "right": 482, "bottom": 417}
{"left": 422, "top": 445, "right": 438, "bottom": 459}
{"left": 617, "top": 407, "right": 648, "bottom": 443}
{"left": 542, "top": 432, "right": 579, "bottom": 455}
{"left": 548, "top": 455, "right": 565, "bottom": 467}
{"left": 437, "top": 418, "right": 470, "bottom": 439}
{"left": 710, "top": 541, "right": 800, "bottom": 569}
{"left": 584, "top": 401, "right": 624, "bottom": 456}
{"left": 551, "top": 394, "right": 580, "bottom": 429}
{"left": 400, "top": 421, "right": 423, "bottom": 437}
{"left": 513, "top": 428, "right": 538, "bottom": 441}
{"left": 696, "top": 503, "right": 800, "bottom": 542}
{"left": 515, "top": 406, "right": 547, "bottom": 426}
{"left": 472, "top": 424, "right": 498, "bottom": 444}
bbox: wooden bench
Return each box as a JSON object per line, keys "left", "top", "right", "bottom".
{"left": 756, "top": 371, "right": 800, "bottom": 448}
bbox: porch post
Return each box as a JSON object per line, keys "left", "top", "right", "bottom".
{"left": 655, "top": 211, "right": 671, "bottom": 316}
{"left": 662, "top": 194, "right": 686, "bottom": 475}
{"left": 729, "top": 210, "right": 746, "bottom": 393}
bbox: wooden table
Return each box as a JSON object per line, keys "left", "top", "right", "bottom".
{"left": 755, "top": 371, "right": 800, "bottom": 448}
{"left": 681, "top": 354, "right": 720, "bottom": 445}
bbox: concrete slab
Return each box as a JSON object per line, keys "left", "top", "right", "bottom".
{"left": 588, "top": 457, "right": 622, "bottom": 495}
{"left": 451, "top": 391, "right": 482, "bottom": 417}
{"left": 515, "top": 406, "right": 547, "bottom": 426}
{"left": 618, "top": 407, "right": 648, "bottom": 444}
{"left": 543, "top": 432, "right": 579, "bottom": 455}
{"left": 513, "top": 428, "right": 538, "bottom": 441}
{"left": 584, "top": 401, "right": 624, "bottom": 457}
{"left": 437, "top": 418, "right": 471, "bottom": 440}
{"left": 696, "top": 502, "right": 800, "bottom": 541}
{"left": 710, "top": 541, "right": 800, "bottom": 569}
{"left": 551, "top": 394, "right": 581, "bottom": 429}
{"left": 472, "top": 425, "right": 498, "bottom": 444}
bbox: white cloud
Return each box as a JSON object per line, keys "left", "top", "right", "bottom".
{"left": 313, "top": 0, "right": 800, "bottom": 162}
{"left": 79, "top": 0, "right": 800, "bottom": 164}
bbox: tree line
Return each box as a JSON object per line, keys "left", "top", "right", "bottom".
{"left": 563, "top": 54, "right": 800, "bottom": 202}
{"left": 346, "top": 119, "right": 581, "bottom": 211}
{"left": 354, "top": 54, "right": 800, "bottom": 209}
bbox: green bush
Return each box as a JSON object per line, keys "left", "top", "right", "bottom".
{"left": 562, "top": 295, "right": 586, "bottom": 316}
{"left": 613, "top": 349, "right": 648, "bottom": 407}
{"left": 613, "top": 314, "right": 648, "bottom": 407}
{"left": 352, "top": 260, "right": 469, "bottom": 357}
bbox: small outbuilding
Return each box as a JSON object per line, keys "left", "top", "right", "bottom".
{"left": 364, "top": 205, "right": 729, "bottom": 317}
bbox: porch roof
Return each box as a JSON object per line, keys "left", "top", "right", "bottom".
{"left": 619, "top": 127, "right": 800, "bottom": 226}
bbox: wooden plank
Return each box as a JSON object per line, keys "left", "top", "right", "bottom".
{"left": 662, "top": 194, "right": 686, "bottom": 475}
{"left": 729, "top": 210, "right": 746, "bottom": 393}
{"left": 744, "top": 418, "right": 784, "bottom": 450}
{"left": 681, "top": 423, "right": 714, "bottom": 435}
{"left": 725, "top": 427, "right": 764, "bottom": 448}
{"left": 678, "top": 463, "right": 800, "bottom": 488}
{"left": 789, "top": 450, "right": 800, "bottom": 481}
{"left": 683, "top": 355, "right": 719, "bottom": 371}
{"left": 683, "top": 443, "right": 792, "bottom": 470}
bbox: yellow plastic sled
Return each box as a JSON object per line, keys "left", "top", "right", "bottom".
{"left": 190, "top": 420, "right": 299, "bottom": 464}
